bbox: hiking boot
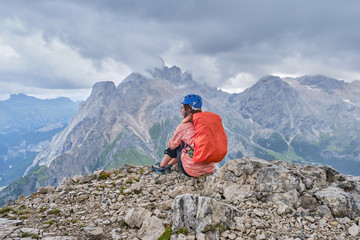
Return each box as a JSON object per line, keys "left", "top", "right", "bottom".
{"left": 151, "top": 163, "right": 165, "bottom": 174}
{"left": 164, "top": 164, "right": 172, "bottom": 173}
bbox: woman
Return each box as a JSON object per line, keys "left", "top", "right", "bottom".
{"left": 151, "top": 94, "right": 216, "bottom": 177}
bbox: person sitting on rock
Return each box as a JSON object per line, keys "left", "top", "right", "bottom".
{"left": 151, "top": 94, "right": 216, "bottom": 177}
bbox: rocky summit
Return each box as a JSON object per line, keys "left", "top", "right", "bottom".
{"left": 1, "top": 157, "right": 360, "bottom": 240}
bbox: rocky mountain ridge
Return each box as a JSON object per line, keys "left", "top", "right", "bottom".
{"left": 2, "top": 65, "right": 360, "bottom": 206}
{"left": 1, "top": 157, "right": 360, "bottom": 239}
{"left": 30, "top": 67, "right": 360, "bottom": 179}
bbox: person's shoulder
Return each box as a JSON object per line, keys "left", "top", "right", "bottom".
{"left": 176, "top": 122, "right": 193, "bottom": 131}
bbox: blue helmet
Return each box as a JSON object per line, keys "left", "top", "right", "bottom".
{"left": 181, "top": 94, "right": 202, "bottom": 110}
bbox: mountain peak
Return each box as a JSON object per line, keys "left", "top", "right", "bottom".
{"left": 90, "top": 81, "right": 116, "bottom": 98}
{"left": 150, "top": 65, "right": 182, "bottom": 84}
{"left": 120, "top": 65, "right": 195, "bottom": 89}
{"left": 247, "top": 75, "right": 294, "bottom": 96}
{"left": 258, "top": 75, "right": 282, "bottom": 83}
{"left": 7, "top": 93, "right": 37, "bottom": 102}
{"left": 297, "top": 75, "right": 345, "bottom": 94}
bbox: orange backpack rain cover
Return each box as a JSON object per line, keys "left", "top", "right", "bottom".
{"left": 193, "top": 111, "right": 228, "bottom": 163}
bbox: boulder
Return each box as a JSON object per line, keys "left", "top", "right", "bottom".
{"left": 37, "top": 186, "right": 55, "bottom": 194}
{"left": 138, "top": 216, "right": 165, "bottom": 240}
{"left": 124, "top": 207, "right": 152, "bottom": 228}
{"left": 270, "top": 189, "right": 300, "bottom": 208}
{"left": 348, "top": 224, "right": 360, "bottom": 237}
{"left": 84, "top": 226, "right": 103, "bottom": 240}
{"left": 255, "top": 166, "right": 305, "bottom": 193}
{"left": 172, "top": 194, "right": 242, "bottom": 233}
{"left": 79, "top": 174, "right": 96, "bottom": 184}
{"left": 223, "top": 184, "right": 253, "bottom": 202}
{"left": 315, "top": 186, "right": 360, "bottom": 219}
{"left": 223, "top": 157, "right": 272, "bottom": 178}
{"left": 168, "top": 186, "right": 191, "bottom": 199}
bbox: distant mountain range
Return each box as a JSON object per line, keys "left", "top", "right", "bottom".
{"left": 0, "top": 94, "right": 79, "bottom": 189}
{"left": 1, "top": 66, "right": 360, "bottom": 206}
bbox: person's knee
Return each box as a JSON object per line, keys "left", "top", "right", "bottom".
{"left": 164, "top": 148, "right": 177, "bottom": 158}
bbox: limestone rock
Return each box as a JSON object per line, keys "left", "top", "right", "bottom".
{"left": 138, "top": 216, "right": 165, "bottom": 240}
{"left": 315, "top": 186, "right": 360, "bottom": 219}
{"left": 172, "top": 194, "right": 242, "bottom": 233}
{"left": 348, "top": 224, "right": 360, "bottom": 237}
{"left": 2, "top": 158, "right": 360, "bottom": 239}
{"left": 255, "top": 166, "right": 305, "bottom": 193}
{"left": 37, "top": 186, "right": 55, "bottom": 194}
{"left": 270, "top": 189, "right": 300, "bottom": 208}
{"left": 79, "top": 174, "right": 96, "bottom": 184}
{"left": 124, "top": 207, "right": 152, "bottom": 228}
{"left": 168, "top": 186, "right": 191, "bottom": 199}
{"left": 84, "top": 226, "right": 103, "bottom": 240}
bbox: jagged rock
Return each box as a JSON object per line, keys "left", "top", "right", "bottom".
{"left": 270, "top": 189, "right": 300, "bottom": 208}
{"left": 78, "top": 174, "right": 97, "bottom": 184}
{"left": 316, "top": 205, "right": 333, "bottom": 218}
{"left": 222, "top": 183, "right": 253, "bottom": 203}
{"left": 2, "top": 158, "right": 360, "bottom": 239}
{"left": 172, "top": 194, "right": 242, "bottom": 233}
{"left": 124, "top": 207, "right": 152, "bottom": 228}
{"left": 0, "top": 218, "right": 23, "bottom": 239}
{"left": 348, "top": 224, "right": 360, "bottom": 237}
{"left": 37, "top": 186, "right": 55, "bottom": 194}
{"left": 138, "top": 216, "right": 165, "bottom": 240}
{"left": 300, "top": 194, "right": 319, "bottom": 212}
{"left": 19, "top": 227, "right": 39, "bottom": 234}
{"left": 315, "top": 186, "right": 360, "bottom": 219}
{"left": 16, "top": 195, "right": 26, "bottom": 204}
{"left": 255, "top": 166, "right": 305, "bottom": 193}
{"left": 277, "top": 204, "right": 292, "bottom": 215}
{"left": 206, "top": 157, "right": 306, "bottom": 208}
{"left": 168, "top": 186, "right": 192, "bottom": 199}
{"left": 158, "top": 199, "right": 173, "bottom": 212}
{"left": 195, "top": 232, "right": 207, "bottom": 240}
{"left": 84, "top": 226, "right": 103, "bottom": 240}
{"left": 71, "top": 175, "right": 82, "bottom": 183}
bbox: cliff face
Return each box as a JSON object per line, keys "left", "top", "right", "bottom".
{"left": 28, "top": 68, "right": 360, "bottom": 184}
{"left": 1, "top": 157, "right": 360, "bottom": 239}
{"left": 24, "top": 66, "right": 235, "bottom": 187}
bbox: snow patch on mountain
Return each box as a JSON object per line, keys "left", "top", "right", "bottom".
{"left": 343, "top": 99, "right": 355, "bottom": 105}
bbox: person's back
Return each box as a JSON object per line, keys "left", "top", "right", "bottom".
{"left": 151, "top": 94, "right": 217, "bottom": 177}
{"left": 169, "top": 120, "right": 216, "bottom": 177}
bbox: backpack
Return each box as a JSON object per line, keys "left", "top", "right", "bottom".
{"left": 192, "top": 111, "right": 228, "bottom": 163}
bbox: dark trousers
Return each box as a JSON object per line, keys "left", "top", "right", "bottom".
{"left": 164, "top": 143, "right": 192, "bottom": 177}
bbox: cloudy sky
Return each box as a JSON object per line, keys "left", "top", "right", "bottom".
{"left": 1, "top": 0, "right": 360, "bottom": 101}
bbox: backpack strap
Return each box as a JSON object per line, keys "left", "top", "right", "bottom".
{"left": 180, "top": 141, "right": 194, "bottom": 158}
{"left": 182, "top": 142, "right": 194, "bottom": 158}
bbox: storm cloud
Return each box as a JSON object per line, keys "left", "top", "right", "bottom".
{"left": 1, "top": 0, "right": 360, "bottom": 100}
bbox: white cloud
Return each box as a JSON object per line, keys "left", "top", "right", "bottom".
{"left": 0, "top": 19, "right": 132, "bottom": 99}
{"left": 1, "top": 0, "right": 360, "bottom": 100}
{"left": 219, "top": 72, "right": 257, "bottom": 93}
{"left": 162, "top": 41, "right": 222, "bottom": 87}
{"left": 0, "top": 81, "right": 91, "bottom": 101}
{"left": 0, "top": 41, "right": 21, "bottom": 67}
{"left": 268, "top": 53, "right": 360, "bottom": 82}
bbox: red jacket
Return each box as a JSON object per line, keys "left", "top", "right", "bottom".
{"left": 168, "top": 122, "right": 215, "bottom": 177}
